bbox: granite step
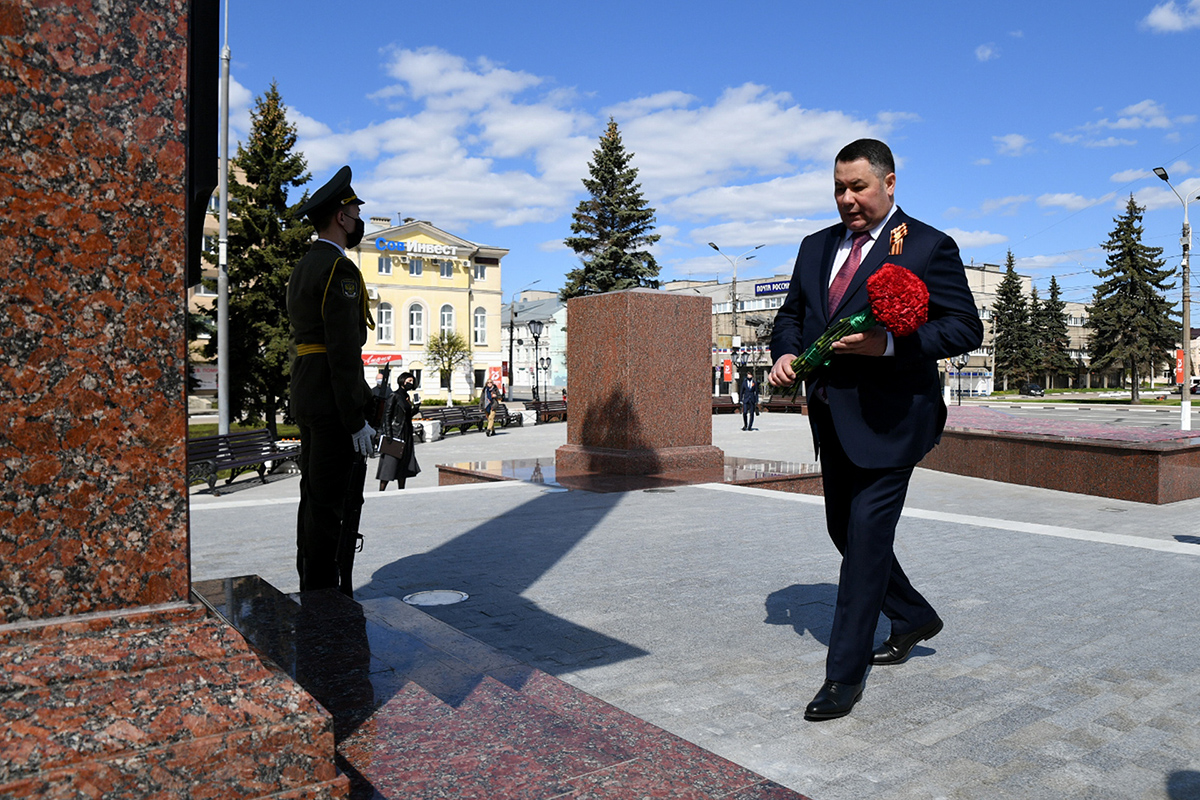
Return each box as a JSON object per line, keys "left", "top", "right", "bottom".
{"left": 194, "top": 575, "right": 809, "bottom": 800}
{"left": 0, "top": 605, "right": 346, "bottom": 799}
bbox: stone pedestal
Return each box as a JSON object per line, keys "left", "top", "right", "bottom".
{"left": 555, "top": 290, "right": 723, "bottom": 475}
{"left": 0, "top": 3, "right": 343, "bottom": 797}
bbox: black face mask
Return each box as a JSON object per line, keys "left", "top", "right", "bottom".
{"left": 345, "top": 214, "right": 365, "bottom": 249}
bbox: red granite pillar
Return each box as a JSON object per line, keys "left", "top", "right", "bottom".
{"left": 0, "top": 2, "right": 344, "bottom": 796}
{"left": 556, "top": 289, "right": 724, "bottom": 475}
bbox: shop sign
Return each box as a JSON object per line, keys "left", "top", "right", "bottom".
{"left": 362, "top": 353, "right": 402, "bottom": 366}
{"left": 375, "top": 239, "right": 459, "bottom": 257}
{"left": 754, "top": 280, "right": 790, "bottom": 296}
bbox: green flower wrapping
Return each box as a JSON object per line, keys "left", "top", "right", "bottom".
{"left": 784, "top": 263, "right": 930, "bottom": 398}
{"left": 785, "top": 309, "right": 875, "bottom": 395}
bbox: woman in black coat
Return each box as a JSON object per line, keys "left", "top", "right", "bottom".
{"left": 377, "top": 371, "right": 419, "bottom": 490}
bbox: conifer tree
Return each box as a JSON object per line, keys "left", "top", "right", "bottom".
{"left": 1087, "top": 195, "right": 1176, "bottom": 402}
{"left": 203, "top": 81, "right": 311, "bottom": 436}
{"left": 1033, "top": 276, "right": 1076, "bottom": 387}
{"left": 991, "top": 250, "right": 1036, "bottom": 389}
{"left": 562, "top": 118, "right": 660, "bottom": 299}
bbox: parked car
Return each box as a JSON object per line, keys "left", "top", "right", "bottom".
{"left": 1020, "top": 383, "right": 1045, "bottom": 397}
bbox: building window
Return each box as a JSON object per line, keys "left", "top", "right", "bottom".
{"left": 474, "top": 369, "right": 485, "bottom": 388}
{"left": 377, "top": 303, "right": 393, "bottom": 343}
{"left": 378, "top": 255, "right": 391, "bottom": 276}
{"left": 440, "top": 259, "right": 453, "bottom": 279}
{"left": 473, "top": 307, "right": 486, "bottom": 345}
{"left": 408, "top": 304, "right": 425, "bottom": 344}
{"left": 202, "top": 234, "right": 216, "bottom": 253}
{"left": 440, "top": 370, "right": 451, "bottom": 389}
{"left": 195, "top": 280, "right": 216, "bottom": 297}
{"left": 473, "top": 261, "right": 486, "bottom": 280}
{"left": 207, "top": 194, "right": 220, "bottom": 213}
{"left": 440, "top": 304, "right": 455, "bottom": 336}
{"left": 409, "top": 257, "right": 423, "bottom": 276}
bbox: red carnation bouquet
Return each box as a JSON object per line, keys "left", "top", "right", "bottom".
{"left": 785, "top": 263, "right": 929, "bottom": 393}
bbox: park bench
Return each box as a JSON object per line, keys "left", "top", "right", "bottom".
{"left": 417, "top": 405, "right": 486, "bottom": 435}
{"left": 761, "top": 395, "right": 807, "bottom": 414}
{"left": 187, "top": 429, "right": 301, "bottom": 495}
{"left": 711, "top": 396, "right": 738, "bottom": 414}
{"left": 490, "top": 403, "right": 523, "bottom": 428}
{"left": 524, "top": 399, "right": 568, "bottom": 423}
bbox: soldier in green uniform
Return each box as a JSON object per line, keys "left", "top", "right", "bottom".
{"left": 288, "top": 165, "right": 375, "bottom": 594}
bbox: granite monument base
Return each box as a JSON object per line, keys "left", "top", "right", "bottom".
{"left": 922, "top": 406, "right": 1200, "bottom": 504}
{"left": 0, "top": 604, "right": 346, "bottom": 799}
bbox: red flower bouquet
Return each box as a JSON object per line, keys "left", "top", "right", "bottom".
{"left": 786, "top": 263, "right": 929, "bottom": 391}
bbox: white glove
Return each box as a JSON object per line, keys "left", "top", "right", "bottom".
{"left": 351, "top": 421, "right": 376, "bottom": 457}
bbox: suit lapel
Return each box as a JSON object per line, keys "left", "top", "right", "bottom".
{"left": 829, "top": 209, "right": 908, "bottom": 320}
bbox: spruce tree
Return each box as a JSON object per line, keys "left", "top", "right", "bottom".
{"left": 203, "top": 81, "right": 312, "bottom": 436}
{"left": 991, "top": 250, "right": 1035, "bottom": 390}
{"left": 562, "top": 118, "right": 660, "bottom": 299}
{"left": 1034, "top": 276, "right": 1077, "bottom": 387}
{"left": 1087, "top": 195, "right": 1176, "bottom": 402}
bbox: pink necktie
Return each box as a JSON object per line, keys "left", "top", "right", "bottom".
{"left": 828, "top": 232, "right": 870, "bottom": 317}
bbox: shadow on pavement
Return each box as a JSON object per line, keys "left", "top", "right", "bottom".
{"left": 358, "top": 488, "right": 650, "bottom": 675}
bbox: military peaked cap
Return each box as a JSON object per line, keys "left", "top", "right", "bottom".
{"left": 297, "top": 165, "right": 365, "bottom": 217}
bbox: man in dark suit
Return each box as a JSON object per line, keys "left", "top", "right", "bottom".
{"left": 288, "top": 165, "right": 376, "bottom": 595}
{"left": 768, "top": 139, "right": 983, "bottom": 721}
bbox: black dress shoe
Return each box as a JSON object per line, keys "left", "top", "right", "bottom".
{"left": 871, "top": 618, "right": 944, "bottom": 665}
{"left": 803, "top": 680, "right": 863, "bottom": 721}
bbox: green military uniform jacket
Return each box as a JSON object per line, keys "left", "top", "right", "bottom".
{"left": 288, "top": 241, "right": 373, "bottom": 433}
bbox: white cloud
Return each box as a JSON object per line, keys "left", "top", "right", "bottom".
{"left": 945, "top": 228, "right": 1008, "bottom": 248}
{"left": 975, "top": 43, "right": 999, "bottom": 61}
{"left": 690, "top": 217, "right": 832, "bottom": 249}
{"left": 1055, "top": 100, "right": 1194, "bottom": 148}
{"left": 669, "top": 171, "right": 833, "bottom": 221}
{"left": 1171, "top": 160, "right": 1195, "bottom": 175}
{"left": 1111, "top": 168, "right": 1150, "bottom": 182}
{"left": 994, "top": 133, "right": 1032, "bottom": 156}
{"left": 981, "top": 195, "right": 1031, "bottom": 215}
{"left": 270, "top": 46, "right": 918, "bottom": 239}
{"left": 1085, "top": 136, "right": 1137, "bottom": 148}
{"left": 1143, "top": 0, "right": 1200, "bottom": 31}
{"left": 1135, "top": 180, "right": 1200, "bottom": 210}
{"left": 1037, "top": 192, "right": 1117, "bottom": 211}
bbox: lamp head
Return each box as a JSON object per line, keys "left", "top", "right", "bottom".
{"left": 708, "top": 242, "right": 720, "bottom": 252}
{"left": 1154, "top": 167, "right": 1170, "bottom": 182}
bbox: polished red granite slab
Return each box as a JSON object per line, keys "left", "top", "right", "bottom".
{"left": 922, "top": 406, "right": 1200, "bottom": 503}
{"left": 0, "top": 602, "right": 347, "bottom": 799}
{"left": 557, "top": 291, "right": 724, "bottom": 475}
{"left": 0, "top": 0, "right": 191, "bottom": 624}
{"left": 194, "top": 576, "right": 812, "bottom": 800}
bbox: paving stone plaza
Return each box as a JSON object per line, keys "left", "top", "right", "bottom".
{"left": 190, "top": 410, "right": 1200, "bottom": 800}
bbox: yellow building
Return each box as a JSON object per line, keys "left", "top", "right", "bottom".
{"left": 346, "top": 219, "right": 508, "bottom": 400}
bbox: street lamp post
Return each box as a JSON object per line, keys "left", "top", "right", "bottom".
{"left": 528, "top": 319, "right": 544, "bottom": 403}
{"left": 708, "top": 243, "right": 765, "bottom": 340}
{"left": 950, "top": 352, "right": 972, "bottom": 406}
{"left": 539, "top": 357, "right": 550, "bottom": 402}
{"left": 507, "top": 280, "right": 540, "bottom": 401}
{"left": 1154, "top": 167, "right": 1199, "bottom": 431}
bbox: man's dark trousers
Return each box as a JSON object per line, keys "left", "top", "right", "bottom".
{"left": 809, "top": 399, "right": 938, "bottom": 685}
{"left": 296, "top": 414, "right": 365, "bottom": 592}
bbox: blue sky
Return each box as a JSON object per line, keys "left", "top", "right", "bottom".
{"left": 223, "top": 0, "right": 1200, "bottom": 307}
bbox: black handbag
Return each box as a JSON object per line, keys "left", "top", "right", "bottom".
{"left": 379, "top": 436, "right": 406, "bottom": 459}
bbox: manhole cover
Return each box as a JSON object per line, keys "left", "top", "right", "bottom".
{"left": 402, "top": 590, "right": 469, "bottom": 606}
